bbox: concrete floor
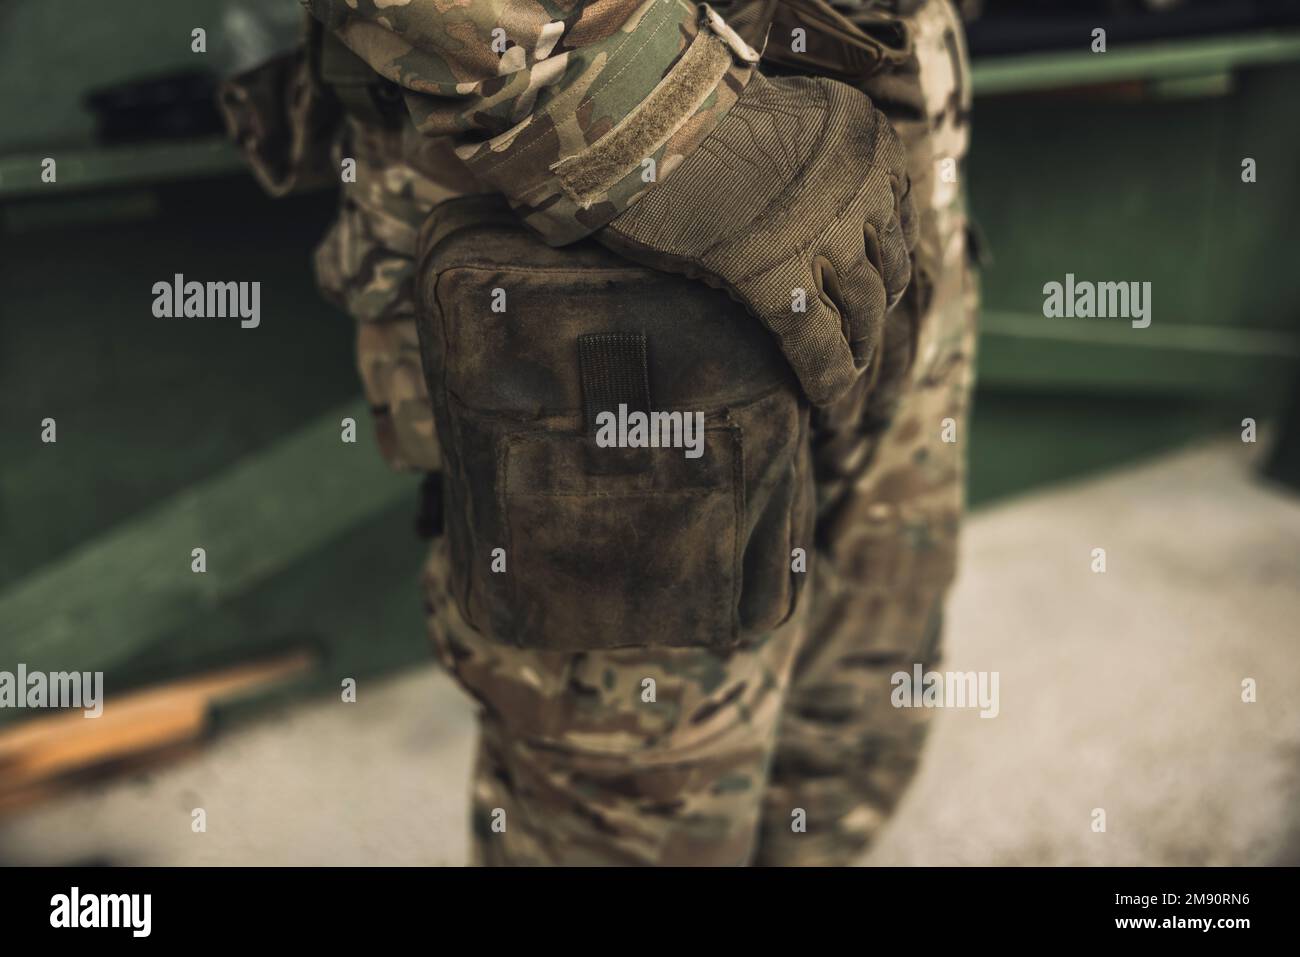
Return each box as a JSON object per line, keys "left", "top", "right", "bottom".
{"left": 2, "top": 435, "right": 1298, "bottom": 866}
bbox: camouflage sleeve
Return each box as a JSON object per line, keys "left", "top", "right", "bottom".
{"left": 218, "top": 44, "right": 343, "bottom": 198}
{"left": 313, "top": 122, "right": 481, "bottom": 473}
{"left": 301, "top": 0, "right": 760, "bottom": 244}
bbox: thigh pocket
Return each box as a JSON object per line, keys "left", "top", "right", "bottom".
{"left": 418, "top": 196, "right": 813, "bottom": 652}
{"left": 499, "top": 427, "right": 742, "bottom": 648}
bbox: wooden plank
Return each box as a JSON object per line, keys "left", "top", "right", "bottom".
{"left": 0, "top": 650, "right": 315, "bottom": 810}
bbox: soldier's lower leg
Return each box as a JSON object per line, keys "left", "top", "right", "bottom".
{"left": 422, "top": 535, "right": 810, "bottom": 866}
{"left": 754, "top": 175, "right": 977, "bottom": 865}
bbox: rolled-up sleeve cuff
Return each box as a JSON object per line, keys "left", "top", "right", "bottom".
{"left": 455, "top": 1, "right": 760, "bottom": 246}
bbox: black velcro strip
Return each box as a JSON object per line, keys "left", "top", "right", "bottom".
{"left": 578, "top": 332, "right": 651, "bottom": 433}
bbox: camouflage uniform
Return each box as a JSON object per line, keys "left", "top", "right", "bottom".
{"left": 222, "top": 0, "right": 975, "bottom": 865}
{"left": 314, "top": 125, "right": 475, "bottom": 472}
{"left": 302, "top": 0, "right": 759, "bottom": 244}
{"left": 752, "top": 0, "right": 977, "bottom": 863}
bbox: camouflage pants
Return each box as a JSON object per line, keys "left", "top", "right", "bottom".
{"left": 318, "top": 0, "right": 976, "bottom": 865}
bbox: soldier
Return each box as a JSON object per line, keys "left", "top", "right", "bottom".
{"left": 220, "top": 0, "right": 976, "bottom": 865}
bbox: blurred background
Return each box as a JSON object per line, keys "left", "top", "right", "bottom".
{"left": 1, "top": 0, "right": 1298, "bottom": 865}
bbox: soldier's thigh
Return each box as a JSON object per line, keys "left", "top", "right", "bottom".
{"left": 420, "top": 537, "right": 807, "bottom": 866}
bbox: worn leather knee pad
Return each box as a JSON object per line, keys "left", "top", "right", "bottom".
{"left": 415, "top": 195, "right": 816, "bottom": 653}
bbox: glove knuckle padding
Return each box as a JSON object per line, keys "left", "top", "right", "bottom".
{"left": 869, "top": 214, "right": 911, "bottom": 303}
{"left": 770, "top": 296, "right": 857, "bottom": 406}
{"left": 897, "top": 172, "right": 921, "bottom": 251}
{"left": 739, "top": 258, "right": 849, "bottom": 384}
{"left": 824, "top": 241, "right": 888, "bottom": 366}
{"left": 599, "top": 72, "right": 912, "bottom": 407}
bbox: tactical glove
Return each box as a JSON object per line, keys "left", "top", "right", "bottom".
{"left": 594, "top": 71, "right": 918, "bottom": 408}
